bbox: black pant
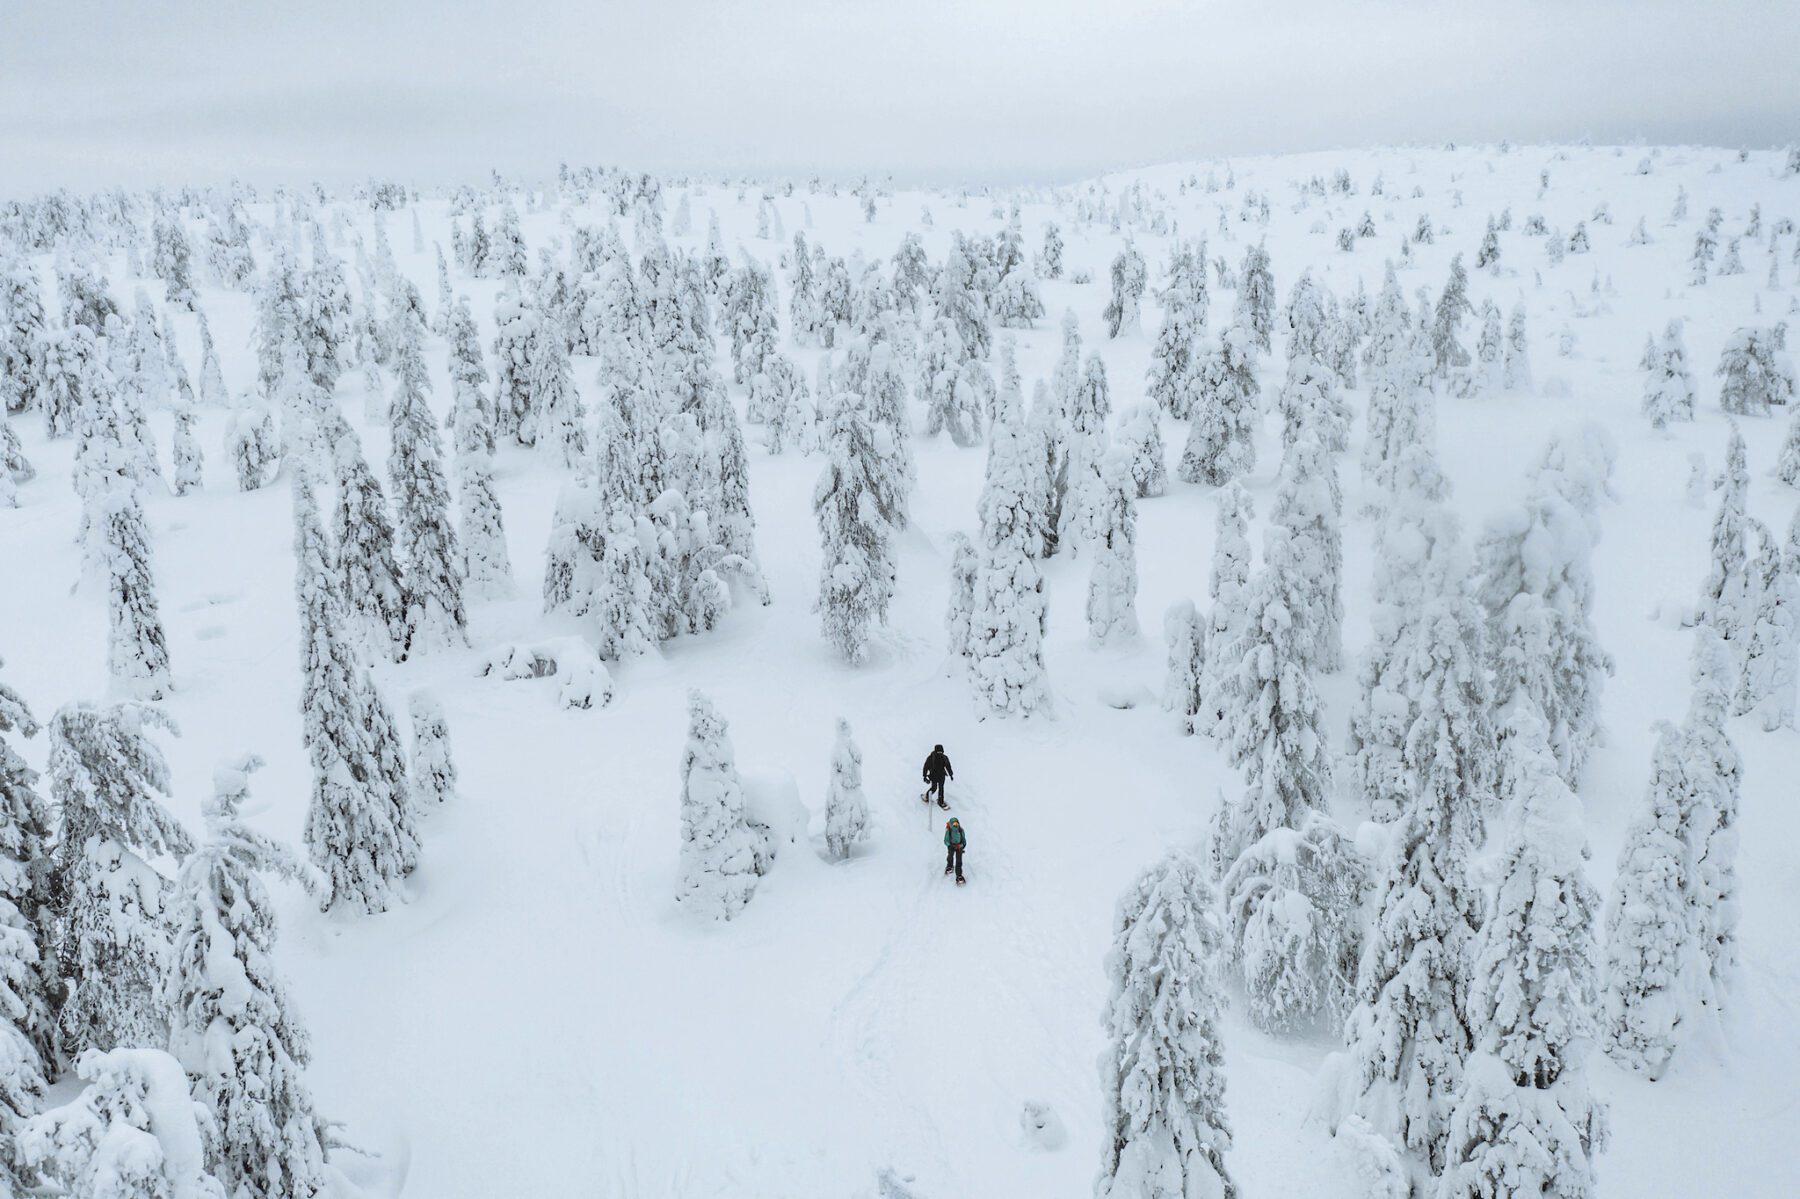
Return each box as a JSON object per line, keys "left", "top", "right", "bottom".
{"left": 945, "top": 844, "right": 964, "bottom": 880}
{"left": 925, "top": 776, "right": 947, "bottom": 804}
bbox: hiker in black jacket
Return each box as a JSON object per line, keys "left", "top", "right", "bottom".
{"left": 922, "top": 744, "right": 953, "bottom": 809}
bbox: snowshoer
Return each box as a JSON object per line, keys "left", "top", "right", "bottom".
{"left": 943, "top": 818, "right": 966, "bottom": 883}
{"left": 922, "top": 744, "right": 953, "bottom": 808}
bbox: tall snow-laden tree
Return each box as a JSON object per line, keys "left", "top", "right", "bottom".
{"left": 166, "top": 755, "right": 329, "bottom": 1199}
{"left": 1222, "top": 813, "right": 1365, "bottom": 1035}
{"left": 813, "top": 384, "right": 897, "bottom": 664}
{"left": 1738, "top": 508, "right": 1800, "bottom": 729}
{"left": 946, "top": 531, "right": 980, "bottom": 667}
{"left": 328, "top": 421, "right": 407, "bottom": 659}
{"left": 1164, "top": 600, "right": 1205, "bottom": 734}
{"left": 1178, "top": 326, "right": 1259, "bottom": 487}
{"left": 1086, "top": 450, "right": 1140, "bottom": 646}
{"left": 1601, "top": 721, "right": 1695, "bottom": 1080}
{"left": 1058, "top": 352, "right": 1112, "bottom": 553}
{"left": 46, "top": 701, "right": 192, "bottom": 1059}
{"left": 676, "top": 691, "right": 769, "bottom": 920}
{"left": 822, "top": 717, "right": 869, "bottom": 861}
{"left": 1430, "top": 254, "right": 1474, "bottom": 389}
{"left": 1196, "top": 483, "right": 1256, "bottom": 736}
{"left": 1210, "top": 525, "right": 1332, "bottom": 874}
{"left": 1442, "top": 715, "right": 1608, "bottom": 1199}
{"left": 1643, "top": 320, "right": 1696, "bottom": 430}
{"left": 0, "top": 659, "right": 51, "bottom": 1191}
{"left": 1697, "top": 425, "right": 1750, "bottom": 664}
{"left": 0, "top": 255, "right": 48, "bottom": 417}
{"left": 1342, "top": 519, "right": 1492, "bottom": 1175}
{"left": 968, "top": 537, "right": 1050, "bottom": 718}
{"left": 1502, "top": 302, "right": 1532, "bottom": 391}
{"left": 388, "top": 323, "right": 468, "bottom": 655}
{"left": 1236, "top": 242, "right": 1276, "bottom": 352}
{"left": 1102, "top": 242, "right": 1148, "bottom": 338}
{"left": 292, "top": 477, "right": 415, "bottom": 916}
{"left": 19, "top": 1046, "right": 226, "bottom": 1199}
{"left": 1096, "top": 850, "right": 1236, "bottom": 1199}
{"left": 1716, "top": 326, "right": 1797, "bottom": 416}
{"left": 1147, "top": 241, "right": 1208, "bottom": 418}
{"left": 1683, "top": 625, "right": 1740, "bottom": 1019}
{"left": 1115, "top": 403, "right": 1167, "bottom": 499}
{"left": 1271, "top": 434, "right": 1344, "bottom": 672}
{"left": 95, "top": 462, "right": 171, "bottom": 700}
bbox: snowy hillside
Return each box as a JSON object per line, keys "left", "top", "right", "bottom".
{"left": 3, "top": 142, "right": 1799, "bottom": 1198}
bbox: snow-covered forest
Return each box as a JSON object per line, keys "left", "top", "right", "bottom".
{"left": 3, "top": 142, "right": 1800, "bottom": 1198}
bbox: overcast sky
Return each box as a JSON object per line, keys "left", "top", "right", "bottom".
{"left": 3, "top": 1, "right": 1797, "bottom": 194}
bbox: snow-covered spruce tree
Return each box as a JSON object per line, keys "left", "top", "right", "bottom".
{"left": 166, "top": 755, "right": 328, "bottom": 1199}
{"left": 19, "top": 1046, "right": 226, "bottom": 1199}
{"left": 38, "top": 321, "right": 98, "bottom": 440}
{"left": 1086, "top": 450, "right": 1140, "bottom": 646}
{"left": 0, "top": 660, "right": 51, "bottom": 1189}
{"left": 225, "top": 400, "right": 278, "bottom": 492}
{"left": 97, "top": 467, "right": 172, "bottom": 700}
{"left": 676, "top": 691, "right": 768, "bottom": 920}
{"left": 1502, "top": 303, "right": 1532, "bottom": 391}
{"left": 1740, "top": 507, "right": 1800, "bottom": 729}
{"left": 1342, "top": 526, "right": 1493, "bottom": 1173}
{"left": 1164, "top": 600, "right": 1205, "bottom": 734}
{"left": 968, "top": 537, "right": 1050, "bottom": 718}
{"left": 1115, "top": 404, "right": 1167, "bottom": 499}
{"left": 946, "top": 531, "right": 980, "bottom": 668}
{"left": 1430, "top": 254, "right": 1474, "bottom": 390}
{"left": 1236, "top": 241, "right": 1276, "bottom": 353}
{"left": 822, "top": 717, "right": 869, "bottom": 861}
{"left": 1601, "top": 721, "right": 1695, "bottom": 1079}
{"left": 1209, "top": 525, "right": 1332, "bottom": 875}
{"left": 1478, "top": 461, "right": 1613, "bottom": 787}
{"left": 1441, "top": 714, "right": 1607, "bottom": 1199}
{"left": 990, "top": 212, "right": 1045, "bottom": 329}
{"left": 1147, "top": 241, "right": 1207, "bottom": 417}
{"left": 1179, "top": 325, "right": 1259, "bottom": 487}
{"left": 1697, "top": 425, "right": 1749, "bottom": 657}
{"left": 752, "top": 351, "right": 810, "bottom": 456}
{"left": 1717, "top": 326, "right": 1797, "bottom": 416}
{"left": 45, "top": 700, "right": 192, "bottom": 1058}
{"left": 1643, "top": 320, "right": 1696, "bottom": 431}
{"left": 936, "top": 233, "right": 991, "bottom": 360}
{"left": 169, "top": 389, "right": 204, "bottom": 497}
{"left": 1278, "top": 354, "right": 1349, "bottom": 454}
{"left": 388, "top": 325, "right": 468, "bottom": 656}
{"left": 490, "top": 290, "right": 536, "bottom": 444}
{"left": 813, "top": 385, "right": 897, "bottom": 664}
{"left": 1096, "top": 850, "right": 1236, "bottom": 1199}
{"left": 1222, "top": 813, "right": 1365, "bottom": 1035}
{"left": 1682, "top": 624, "right": 1740, "bottom": 1019}
{"left": 1348, "top": 449, "right": 1455, "bottom": 822}
{"left": 1474, "top": 300, "right": 1504, "bottom": 393}
{"left": 408, "top": 692, "right": 457, "bottom": 809}
{"left": 445, "top": 298, "right": 511, "bottom": 598}
{"left": 1102, "top": 242, "right": 1148, "bottom": 339}
{"left": 919, "top": 316, "right": 976, "bottom": 447}
{"left": 328, "top": 421, "right": 407, "bottom": 659}
{"left": 1056, "top": 352, "right": 1112, "bottom": 554}
{"left": 1283, "top": 270, "right": 1333, "bottom": 369}
{"left": 1194, "top": 483, "right": 1256, "bottom": 737}
{"left": 292, "top": 477, "right": 414, "bottom": 916}
{"left": 0, "top": 254, "right": 48, "bottom": 417}
{"left": 977, "top": 389, "right": 1048, "bottom": 560}
{"left": 1271, "top": 433, "right": 1344, "bottom": 673}
{"left": 528, "top": 299, "right": 587, "bottom": 467}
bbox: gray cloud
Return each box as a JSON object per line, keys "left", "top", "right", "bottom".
{"left": 2, "top": 0, "right": 1795, "bottom": 194}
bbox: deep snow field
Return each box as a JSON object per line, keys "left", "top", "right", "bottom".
{"left": 4, "top": 143, "right": 1800, "bottom": 1197}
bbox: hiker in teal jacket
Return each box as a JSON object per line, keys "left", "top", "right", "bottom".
{"left": 943, "top": 817, "right": 966, "bottom": 883}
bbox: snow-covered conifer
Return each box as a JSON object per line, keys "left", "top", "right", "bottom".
{"left": 529, "top": 301, "right": 586, "bottom": 466}
{"left": 1601, "top": 721, "right": 1695, "bottom": 1079}
{"left": 166, "top": 755, "right": 328, "bottom": 1199}
{"left": 1644, "top": 320, "right": 1697, "bottom": 430}
{"left": 46, "top": 701, "right": 192, "bottom": 1058}
{"left": 1086, "top": 450, "right": 1140, "bottom": 646}
{"left": 1115, "top": 403, "right": 1167, "bottom": 499}
{"left": 1102, "top": 242, "right": 1148, "bottom": 338}
{"left": 1716, "top": 326, "right": 1797, "bottom": 416}
{"left": 329, "top": 422, "right": 407, "bottom": 658}
{"left": 1277, "top": 354, "right": 1349, "bottom": 453}
{"left": 1164, "top": 600, "right": 1205, "bottom": 734}
{"left": 194, "top": 310, "right": 226, "bottom": 409}
{"left": 1430, "top": 254, "right": 1474, "bottom": 387}
{"left": 946, "top": 532, "right": 980, "bottom": 666}
{"left": 1683, "top": 625, "right": 1740, "bottom": 1017}
{"left": 292, "top": 477, "right": 414, "bottom": 916}
{"left": 813, "top": 386, "right": 897, "bottom": 663}
{"left": 968, "top": 538, "right": 1049, "bottom": 717}
{"left": 1179, "top": 326, "right": 1259, "bottom": 487}
{"left": 1697, "top": 425, "right": 1750, "bottom": 656}
{"left": 1210, "top": 526, "right": 1332, "bottom": 873}
{"left": 0, "top": 660, "right": 51, "bottom": 1187}
{"left": 20, "top": 1047, "right": 226, "bottom": 1199}
{"left": 0, "top": 255, "right": 48, "bottom": 417}
{"left": 388, "top": 326, "right": 468, "bottom": 654}
{"left": 408, "top": 693, "right": 456, "bottom": 809}
{"left": 1271, "top": 433, "right": 1344, "bottom": 672}
{"left": 1236, "top": 242, "right": 1276, "bottom": 352}
{"left": 99, "top": 472, "right": 171, "bottom": 700}
{"left": 1474, "top": 300, "right": 1504, "bottom": 393}
{"left": 676, "top": 692, "right": 768, "bottom": 920}
{"left": 1147, "top": 242, "right": 1207, "bottom": 417}
{"left": 1442, "top": 714, "right": 1607, "bottom": 1199}
{"left": 822, "top": 718, "right": 869, "bottom": 861}
{"left": 1096, "top": 851, "right": 1235, "bottom": 1199}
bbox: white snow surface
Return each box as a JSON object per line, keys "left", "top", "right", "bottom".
{"left": 5, "top": 143, "right": 1800, "bottom": 1197}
